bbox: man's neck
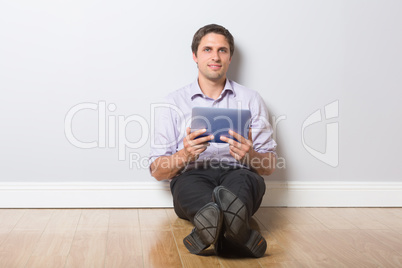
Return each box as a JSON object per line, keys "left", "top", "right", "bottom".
{"left": 198, "top": 76, "right": 226, "bottom": 100}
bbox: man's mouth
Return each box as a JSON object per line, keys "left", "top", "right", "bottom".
{"left": 208, "top": 64, "right": 222, "bottom": 70}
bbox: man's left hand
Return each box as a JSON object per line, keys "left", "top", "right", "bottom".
{"left": 220, "top": 129, "right": 254, "bottom": 162}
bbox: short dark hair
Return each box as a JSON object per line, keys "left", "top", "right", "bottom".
{"left": 191, "top": 24, "right": 234, "bottom": 57}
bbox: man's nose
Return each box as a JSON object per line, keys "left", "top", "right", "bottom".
{"left": 211, "top": 50, "right": 220, "bottom": 61}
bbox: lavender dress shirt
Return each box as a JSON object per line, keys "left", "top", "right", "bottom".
{"left": 149, "top": 79, "right": 277, "bottom": 172}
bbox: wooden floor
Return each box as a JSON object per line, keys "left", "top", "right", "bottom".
{"left": 1, "top": 208, "right": 402, "bottom": 267}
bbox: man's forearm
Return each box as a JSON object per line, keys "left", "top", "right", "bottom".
{"left": 246, "top": 151, "right": 276, "bottom": 176}
{"left": 151, "top": 148, "right": 276, "bottom": 180}
{"left": 150, "top": 150, "right": 190, "bottom": 181}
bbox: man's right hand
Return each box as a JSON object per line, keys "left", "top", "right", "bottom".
{"left": 182, "top": 127, "right": 213, "bottom": 162}
{"left": 150, "top": 127, "right": 213, "bottom": 181}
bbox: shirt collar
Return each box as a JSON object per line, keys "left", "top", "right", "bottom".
{"left": 190, "top": 78, "right": 236, "bottom": 100}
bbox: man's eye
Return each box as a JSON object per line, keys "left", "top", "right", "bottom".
{"left": 204, "top": 48, "right": 210, "bottom": 52}
{"left": 219, "top": 49, "right": 227, "bottom": 53}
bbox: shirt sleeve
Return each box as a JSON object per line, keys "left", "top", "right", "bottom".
{"left": 249, "top": 92, "right": 277, "bottom": 156}
{"left": 148, "top": 97, "right": 181, "bottom": 168}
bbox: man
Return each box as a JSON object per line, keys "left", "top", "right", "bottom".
{"left": 149, "top": 24, "right": 276, "bottom": 258}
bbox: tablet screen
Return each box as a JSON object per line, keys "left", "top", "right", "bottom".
{"left": 191, "top": 107, "right": 251, "bottom": 143}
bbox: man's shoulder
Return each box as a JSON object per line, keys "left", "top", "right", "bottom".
{"left": 228, "top": 79, "right": 261, "bottom": 98}
{"left": 165, "top": 81, "right": 196, "bottom": 102}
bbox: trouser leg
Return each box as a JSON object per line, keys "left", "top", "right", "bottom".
{"left": 170, "top": 168, "right": 220, "bottom": 224}
{"left": 170, "top": 167, "right": 266, "bottom": 222}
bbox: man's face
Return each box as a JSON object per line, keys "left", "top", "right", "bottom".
{"left": 193, "top": 33, "right": 232, "bottom": 82}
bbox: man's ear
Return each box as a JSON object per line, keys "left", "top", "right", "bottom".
{"left": 192, "top": 52, "right": 198, "bottom": 63}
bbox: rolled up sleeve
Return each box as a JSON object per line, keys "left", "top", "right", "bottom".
{"left": 249, "top": 93, "right": 277, "bottom": 156}
{"left": 149, "top": 99, "right": 181, "bottom": 167}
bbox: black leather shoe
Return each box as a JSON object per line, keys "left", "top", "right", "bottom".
{"left": 214, "top": 231, "right": 250, "bottom": 258}
{"left": 183, "top": 202, "right": 223, "bottom": 254}
{"left": 213, "top": 186, "right": 267, "bottom": 258}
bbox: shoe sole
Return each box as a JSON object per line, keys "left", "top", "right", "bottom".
{"left": 244, "top": 229, "right": 267, "bottom": 258}
{"left": 213, "top": 186, "right": 267, "bottom": 258}
{"left": 184, "top": 202, "right": 223, "bottom": 254}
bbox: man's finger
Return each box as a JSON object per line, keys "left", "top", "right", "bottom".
{"left": 194, "top": 146, "right": 208, "bottom": 154}
{"left": 229, "top": 129, "right": 247, "bottom": 144}
{"left": 220, "top": 136, "right": 242, "bottom": 149}
{"left": 229, "top": 145, "right": 241, "bottom": 155}
{"left": 192, "top": 143, "right": 209, "bottom": 150}
{"left": 192, "top": 135, "right": 214, "bottom": 145}
{"left": 229, "top": 150, "right": 240, "bottom": 161}
{"left": 188, "top": 128, "right": 208, "bottom": 140}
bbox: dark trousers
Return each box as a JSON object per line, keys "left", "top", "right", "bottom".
{"left": 170, "top": 166, "right": 266, "bottom": 224}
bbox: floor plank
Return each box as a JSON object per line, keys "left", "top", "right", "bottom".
{"left": 361, "top": 208, "right": 402, "bottom": 233}
{"left": 254, "top": 208, "right": 297, "bottom": 232}
{"left": 165, "top": 208, "right": 191, "bottom": 230}
{"left": 276, "top": 208, "right": 327, "bottom": 231}
{"left": 105, "top": 209, "right": 143, "bottom": 268}
{"left": 364, "top": 229, "right": 402, "bottom": 253}
{"left": 219, "top": 256, "right": 262, "bottom": 268}
{"left": 300, "top": 229, "right": 378, "bottom": 267}
{"left": 256, "top": 231, "right": 297, "bottom": 267}
{"left": 304, "top": 208, "right": 358, "bottom": 230}
{"left": 0, "top": 209, "right": 53, "bottom": 267}
{"left": 141, "top": 230, "right": 182, "bottom": 268}
{"left": 25, "top": 209, "right": 82, "bottom": 268}
{"left": 139, "top": 208, "right": 182, "bottom": 267}
{"left": 65, "top": 209, "right": 109, "bottom": 268}
{"left": 0, "top": 209, "right": 26, "bottom": 247}
{"left": 260, "top": 261, "right": 306, "bottom": 268}
{"left": 268, "top": 228, "right": 343, "bottom": 267}
{"left": 331, "top": 208, "right": 390, "bottom": 230}
{"left": 385, "top": 208, "right": 402, "bottom": 218}
{"left": 255, "top": 210, "right": 333, "bottom": 266}
{"left": 334, "top": 229, "right": 402, "bottom": 267}
{"left": 139, "top": 209, "right": 171, "bottom": 231}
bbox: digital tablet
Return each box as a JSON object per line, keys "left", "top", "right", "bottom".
{"left": 191, "top": 107, "right": 251, "bottom": 143}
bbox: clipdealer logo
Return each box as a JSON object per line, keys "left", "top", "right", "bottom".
{"left": 301, "top": 100, "right": 339, "bottom": 167}
{"left": 64, "top": 100, "right": 339, "bottom": 169}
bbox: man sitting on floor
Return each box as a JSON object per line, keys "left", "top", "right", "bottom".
{"left": 149, "top": 24, "right": 277, "bottom": 257}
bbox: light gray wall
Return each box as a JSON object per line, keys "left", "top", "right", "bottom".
{"left": 1, "top": 0, "right": 401, "bottom": 182}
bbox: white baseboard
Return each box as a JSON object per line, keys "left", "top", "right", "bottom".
{"left": 262, "top": 181, "right": 402, "bottom": 207}
{"left": 1, "top": 181, "right": 402, "bottom": 208}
